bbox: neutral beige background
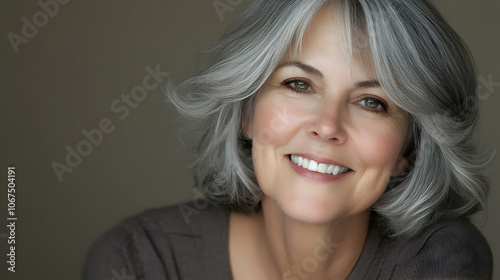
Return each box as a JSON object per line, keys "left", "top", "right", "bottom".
{"left": 0, "top": 0, "right": 498, "bottom": 279}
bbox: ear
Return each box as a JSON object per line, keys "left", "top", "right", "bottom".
{"left": 392, "top": 156, "right": 409, "bottom": 176}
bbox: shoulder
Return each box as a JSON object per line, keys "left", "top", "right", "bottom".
{"left": 82, "top": 201, "right": 231, "bottom": 280}
{"left": 390, "top": 217, "right": 493, "bottom": 279}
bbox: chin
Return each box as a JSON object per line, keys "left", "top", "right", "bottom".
{"left": 275, "top": 193, "right": 349, "bottom": 225}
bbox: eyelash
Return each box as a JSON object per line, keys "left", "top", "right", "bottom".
{"left": 358, "top": 97, "right": 388, "bottom": 114}
{"left": 281, "top": 78, "right": 389, "bottom": 113}
{"left": 281, "top": 78, "right": 314, "bottom": 94}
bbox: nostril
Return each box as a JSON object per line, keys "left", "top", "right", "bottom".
{"left": 308, "top": 122, "right": 346, "bottom": 143}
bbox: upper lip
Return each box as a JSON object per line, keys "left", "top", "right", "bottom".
{"left": 290, "top": 153, "right": 351, "bottom": 169}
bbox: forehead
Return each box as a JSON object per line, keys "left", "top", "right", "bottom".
{"left": 287, "top": 6, "right": 376, "bottom": 80}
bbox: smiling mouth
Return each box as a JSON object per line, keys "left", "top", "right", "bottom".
{"left": 289, "top": 154, "right": 351, "bottom": 175}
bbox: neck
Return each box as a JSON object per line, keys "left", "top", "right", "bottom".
{"left": 256, "top": 196, "right": 370, "bottom": 279}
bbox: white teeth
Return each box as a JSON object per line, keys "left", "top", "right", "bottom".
{"left": 317, "top": 163, "right": 328, "bottom": 173}
{"left": 302, "top": 158, "right": 309, "bottom": 168}
{"left": 332, "top": 165, "right": 340, "bottom": 175}
{"left": 307, "top": 160, "right": 318, "bottom": 171}
{"left": 327, "top": 165, "right": 334, "bottom": 174}
{"left": 297, "top": 156, "right": 303, "bottom": 166}
{"left": 290, "top": 155, "right": 350, "bottom": 175}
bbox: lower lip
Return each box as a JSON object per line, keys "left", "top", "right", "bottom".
{"left": 288, "top": 156, "right": 351, "bottom": 182}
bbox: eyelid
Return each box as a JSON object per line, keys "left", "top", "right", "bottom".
{"left": 281, "top": 78, "right": 315, "bottom": 93}
{"left": 280, "top": 79, "right": 389, "bottom": 113}
{"left": 356, "top": 95, "right": 389, "bottom": 113}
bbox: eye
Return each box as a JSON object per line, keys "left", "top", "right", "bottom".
{"left": 358, "top": 97, "right": 388, "bottom": 113}
{"left": 282, "top": 79, "right": 314, "bottom": 93}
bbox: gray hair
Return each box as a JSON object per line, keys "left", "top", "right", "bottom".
{"left": 165, "top": 0, "right": 491, "bottom": 237}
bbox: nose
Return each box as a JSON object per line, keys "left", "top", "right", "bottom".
{"left": 307, "top": 101, "right": 347, "bottom": 144}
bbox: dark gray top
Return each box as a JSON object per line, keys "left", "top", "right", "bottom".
{"left": 82, "top": 202, "right": 493, "bottom": 279}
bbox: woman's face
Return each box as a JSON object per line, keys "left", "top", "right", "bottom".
{"left": 246, "top": 9, "right": 409, "bottom": 224}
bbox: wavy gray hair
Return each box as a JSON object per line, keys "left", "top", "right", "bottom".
{"left": 166, "top": 0, "right": 491, "bottom": 237}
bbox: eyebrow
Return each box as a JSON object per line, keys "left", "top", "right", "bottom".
{"left": 355, "top": 80, "right": 381, "bottom": 88}
{"left": 277, "top": 61, "right": 381, "bottom": 89}
{"left": 276, "top": 61, "right": 324, "bottom": 78}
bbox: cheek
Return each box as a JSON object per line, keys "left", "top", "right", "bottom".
{"left": 250, "top": 94, "right": 306, "bottom": 195}
{"left": 251, "top": 94, "right": 304, "bottom": 147}
{"left": 345, "top": 115, "right": 408, "bottom": 213}
{"left": 351, "top": 114, "right": 408, "bottom": 171}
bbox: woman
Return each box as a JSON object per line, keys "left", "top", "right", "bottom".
{"left": 83, "top": 0, "right": 493, "bottom": 279}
